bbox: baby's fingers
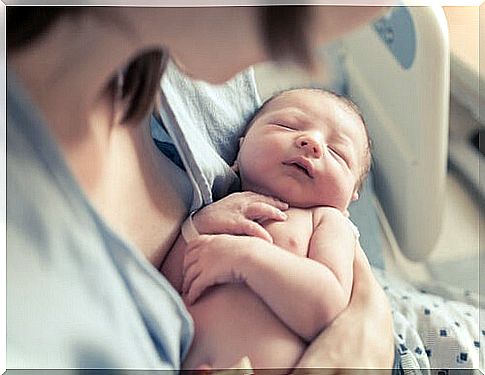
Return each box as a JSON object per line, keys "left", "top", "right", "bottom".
{"left": 247, "top": 192, "right": 289, "bottom": 211}
{"left": 186, "top": 274, "right": 210, "bottom": 305}
{"left": 182, "top": 261, "right": 201, "bottom": 296}
{"left": 183, "top": 247, "right": 200, "bottom": 271}
{"left": 237, "top": 220, "right": 273, "bottom": 243}
{"left": 245, "top": 202, "right": 288, "bottom": 223}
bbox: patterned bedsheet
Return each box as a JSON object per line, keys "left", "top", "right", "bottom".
{"left": 373, "top": 268, "right": 484, "bottom": 373}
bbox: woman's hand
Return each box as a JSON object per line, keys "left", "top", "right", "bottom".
{"left": 192, "top": 192, "right": 289, "bottom": 243}
{"left": 293, "top": 243, "right": 394, "bottom": 374}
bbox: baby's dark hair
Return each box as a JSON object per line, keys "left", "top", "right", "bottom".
{"left": 245, "top": 88, "right": 372, "bottom": 193}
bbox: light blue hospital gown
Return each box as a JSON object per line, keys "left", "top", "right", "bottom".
{"left": 7, "top": 74, "right": 193, "bottom": 369}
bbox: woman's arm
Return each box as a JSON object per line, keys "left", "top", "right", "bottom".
{"left": 293, "top": 244, "right": 395, "bottom": 373}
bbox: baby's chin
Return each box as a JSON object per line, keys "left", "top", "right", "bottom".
{"left": 284, "top": 199, "right": 348, "bottom": 212}
{"left": 240, "top": 182, "right": 350, "bottom": 212}
{"left": 284, "top": 191, "right": 354, "bottom": 212}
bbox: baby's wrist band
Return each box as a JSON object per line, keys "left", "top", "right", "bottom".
{"left": 181, "top": 212, "right": 200, "bottom": 243}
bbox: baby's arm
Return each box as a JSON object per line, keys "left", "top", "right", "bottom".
{"left": 161, "top": 191, "right": 288, "bottom": 291}
{"left": 306, "top": 207, "right": 356, "bottom": 322}
{"left": 183, "top": 208, "right": 355, "bottom": 341}
{"left": 241, "top": 207, "right": 355, "bottom": 340}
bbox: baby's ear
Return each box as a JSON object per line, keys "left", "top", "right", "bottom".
{"left": 351, "top": 191, "right": 359, "bottom": 201}
{"left": 231, "top": 137, "right": 245, "bottom": 173}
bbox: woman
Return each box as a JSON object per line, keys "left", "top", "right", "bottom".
{"left": 7, "top": 6, "right": 394, "bottom": 371}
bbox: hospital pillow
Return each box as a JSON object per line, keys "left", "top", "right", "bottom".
{"left": 156, "top": 59, "right": 384, "bottom": 269}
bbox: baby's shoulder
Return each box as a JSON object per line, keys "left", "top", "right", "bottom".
{"left": 312, "top": 205, "right": 345, "bottom": 220}
{"left": 311, "top": 206, "right": 360, "bottom": 238}
{"left": 311, "top": 206, "right": 348, "bottom": 228}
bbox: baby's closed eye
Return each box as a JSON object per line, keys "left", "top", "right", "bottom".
{"left": 328, "top": 147, "right": 350, "bottom": 165}
{"left": 270, "top": 122, "right": 297, "bottom": 131}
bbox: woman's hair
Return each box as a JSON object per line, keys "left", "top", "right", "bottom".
{"left": 7, "top": 7, "right": 164, "bottom": 124}
{"left": 259, "top": 6, "right": 313, "bottom": 69}
{"left": 7, "top": 6, "right": 313, "bottom": 124}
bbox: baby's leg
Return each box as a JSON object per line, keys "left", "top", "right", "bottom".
{"left": 183, "top": 284, "right": 306, "bottom": 370}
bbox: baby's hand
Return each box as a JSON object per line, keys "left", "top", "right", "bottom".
{"left": 182, "top": 234, "right": 251, "bottom": 304}
{"left": 192, "top": 192, "right": 288, "bottom": 243}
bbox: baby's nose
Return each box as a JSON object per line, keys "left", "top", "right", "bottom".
{"left": 297, "top": 136, "right": 323, "bottom": 158}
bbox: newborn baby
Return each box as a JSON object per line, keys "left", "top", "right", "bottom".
{"left": 162, "top": 88, "right": 371, "bottom": 370}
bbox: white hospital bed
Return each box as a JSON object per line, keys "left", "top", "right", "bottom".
{"left": 255, "top": 5, "right": 450, "bottom": 265}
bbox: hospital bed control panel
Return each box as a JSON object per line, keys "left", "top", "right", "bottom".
{"left": 373, "top": 7, "right": 416, "bottom": 70}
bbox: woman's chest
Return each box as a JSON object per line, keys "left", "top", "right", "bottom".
{"left": 262, "top": 207, "right": 314, "bottom": 257}
{"left": 75, "top": 129, "right": 192, "bottom": 267}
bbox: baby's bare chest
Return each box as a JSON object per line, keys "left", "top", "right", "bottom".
{"left": 262, "top": 207, "right": 314, "bottom": 257}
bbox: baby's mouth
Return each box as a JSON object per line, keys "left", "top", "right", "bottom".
{"left": 283, "top": 160, "right": 314, "bottom": 179}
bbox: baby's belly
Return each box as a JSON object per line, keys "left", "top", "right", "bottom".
{"left": 183, "top": 284, "right": 306, "bottom": 370}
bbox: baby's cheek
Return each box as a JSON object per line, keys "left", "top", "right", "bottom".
{"left": 239, "top": 160, "right": 275, "bottom": 193}
{"left": 315, "top": 174, "right": 351, "bottom": 208}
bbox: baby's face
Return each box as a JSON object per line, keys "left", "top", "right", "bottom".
{"left": 237, "top": 90, "right": 367, "bottom": 210}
